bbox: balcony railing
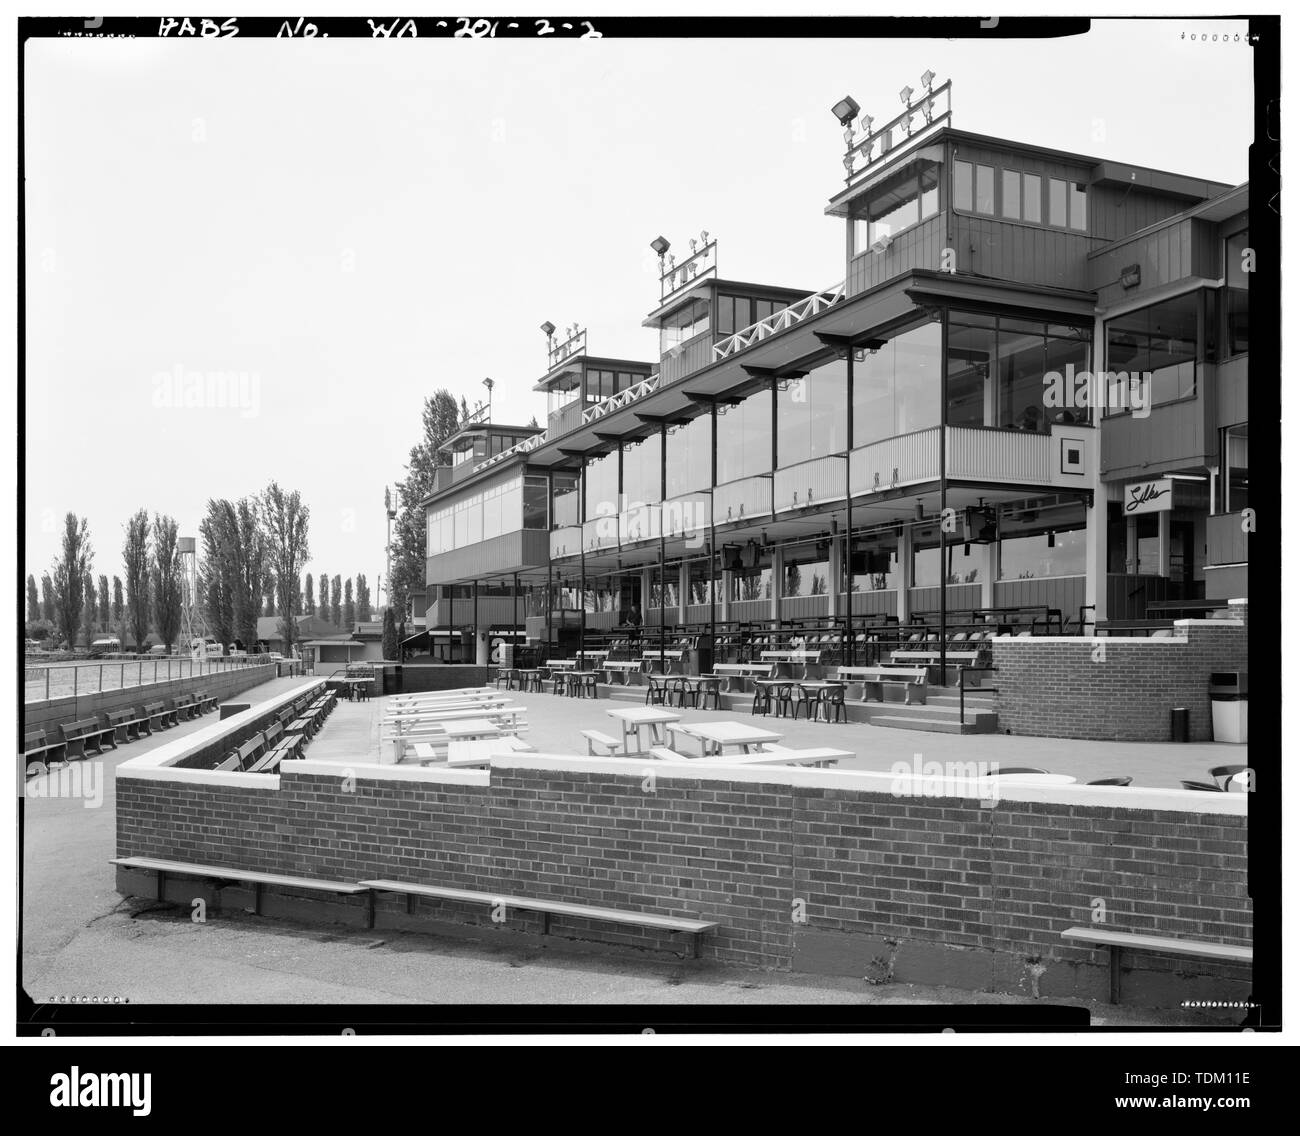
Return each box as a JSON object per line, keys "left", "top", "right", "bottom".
{"left": 662, "top": 490, "right": 712, "bottom": 543}
{"left": 849, "top": 426, "right": 1062, "bottom": 496}
{"left": 660, "top": 333, "right": 714, "bottom": 387}
{"left": 474, "top": 429, "right": 548, "bottom": 473}
{"left": 773, "top": 455, "right": 848, "bottom": 513}
{"left": 549, "top": 526, "right": 581, "bottom": 559}
{"left": 547, "top": 326, "right": 587, "bottom": 370}
{"left": 582, "top": 373, "right": 661, "bottom": 425}
{"left": 849, "top": 428, "right": 941, "bottom": 496}
{"left": 618, "top": 502, "right": 660, "bottom": 546}
{"left": 712, "top": 474, "right": 773, "bottom": 527}
{"left": 713, "top": 282, "right": 846, "bottom": 361}
{"left": 583, "top": 515, "right": 619, "bottom": 552}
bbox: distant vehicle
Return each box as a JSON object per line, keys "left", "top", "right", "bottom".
{"left": 191, "top": 638, "right": 223, "bottom": 660}
{"left": 148, "top": 644, "right": 168, "bottom": 656}
{"left": 24, "top": 638, "right": 40, "bottom": 652}
{"left": 90, "top": 636, "right": 122, "bottom": 657}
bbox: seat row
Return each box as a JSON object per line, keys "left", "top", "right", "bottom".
{"left": 23, "top": 690, "right": 219, "bottom": 772}
{"left": 214, "top": 689, "right": 337, "bottom": 774}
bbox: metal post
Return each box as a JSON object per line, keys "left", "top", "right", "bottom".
{"left": 659, "top": 423, "right": 667, "bottom": 674}
{"left": 99, "top": 664, "right": 103, "bottom": 693}
{"left": 514, "top": 572, "right": 519, "bottom": 662}
{"left": 939, "top": 309, "right": 948, "bottom": 683}
{"left": 845, "top": 350, "right": 855, "bottom": 669}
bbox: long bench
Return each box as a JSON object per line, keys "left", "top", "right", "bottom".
{"left": 602, "top": 660, "right": 643, "bottom": 685}
{"left": 111, "top": 856, "right": 368, "bottom": 915}
{"left": 1061, "top": 926, "right": 1253, "bottom": 1004}
{"left": 358, "top": 879, "right": 719, "bottom": 958}
{"left": 60, "top": 718, "right": 117, "bottom": 759}
{"left": 833, "top": 666, "right": 928, "bottom": 705}
{"left": 23, "top": 729, "right": 67, "bottom": 772}
{"left": 105, "top": 708, "right": 149, "bottom": 744}
{"left": 143, "top": 701, "right": 176, "bottom": 731}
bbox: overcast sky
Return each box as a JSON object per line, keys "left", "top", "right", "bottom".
{"left": 23, "top": 16, "right": 1253, "bottom": 602}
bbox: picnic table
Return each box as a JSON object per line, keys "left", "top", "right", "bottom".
{"left": 672, "top": 720, "right": 783, "bottom": 758}
{"left": 605, "top": 706, "right": 682, "bottom": 754}
{"left": 440, "top": 719, "right": 502, "bottom": 742}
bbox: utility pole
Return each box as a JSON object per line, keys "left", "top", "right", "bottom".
{"left": 384, "top": 484, "right": 396, "bottom": 613}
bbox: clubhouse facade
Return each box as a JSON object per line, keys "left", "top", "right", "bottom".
{"left": 418, "top": 109, "right": 1250, "bottom": 670}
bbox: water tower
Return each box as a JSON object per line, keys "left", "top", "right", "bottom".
{"left": 178, "top": 536, "right": 210, "bottom": 657}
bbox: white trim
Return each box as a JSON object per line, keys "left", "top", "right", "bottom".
{"left": 288, "top": 760, "right": 490, "bottom": 787}
{"left": 482, "top": 753, "right": 1247, "bottom": 816}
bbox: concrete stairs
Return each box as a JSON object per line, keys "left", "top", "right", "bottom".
{"left": 594, "top": 680, "right": 998, "bottom": 735}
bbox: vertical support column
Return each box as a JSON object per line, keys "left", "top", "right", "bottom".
{"left": 1085, "top": 494, "right": 1107, "bottom": 625}
{"left": 897, "top": 525, "right": 913, "bottom": 624}
{"left": 979, "top": 540, "right": 996, "bottom": 610}
{"left": 678, "top": 560, "right": 689, "bottom": 624}
{"left": 1157, "top": 509, "right": 1171, "bottom": 579}
{"left": 1125, "top": 517, "right": 1138, "bottom": 574}
{"left": 770, "top": 544, "right": 782, "bottom": 627}
{"left": 827, "top": 534, "right": 841, "bottom": 619}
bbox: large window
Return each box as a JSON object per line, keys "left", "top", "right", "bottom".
{"left": 649, "top": 567, "right": 679, "bottom": 610}
{"left": 853, "top": 319, "right": 942, "bottom": 445}
{"left": 553, "top": 471, "right": 580, "bottom": 527}
{"left": 1219, "top": 423, "right": 1248, "bottom": 512}
{"left": 782, "top": 549, "right": 831, "bottom": 598}
{"left": 729, "top": 563, "right": 772, "bottom": 603}
{"left": 425, "top": 473, "right": 530, "bottom": 555}
{"left": 665, "top": 413, "right": 712, "bottom": 497}
{"left": 584, "top": 450, "right": 619, "bottom": 519}
{"left": 717, "top": 295, "right": 782, "bottom": 338}
{"left": 660, "top": 298, "right": 710, "bottom": 356}
{"left": 621, "top": 433, "right": 662, "bottom": 506}
{"left": 715, "top": 387, "right": 773, "bottom": 484}
{"left": 1105, "top": 292, "right": 1199, "bottom": 412}
{"left": 522, "top": 475, "right": 548, "bottom": 530}
{"left": 997, "top": 500, "right": 1086, "bottom": 578}
{"left": 946, "top": 313, "right": 1092, "bottom": 429}
{"left": 685, "top": 558, "right": 720, "bottom": 606}
{"left": 777, "top": 356, "right": 848, "bottom": 466}
{"left": 852, "top": 163, "right": 941, "bottom": 252}
{"left": 1223, "top": 229, "right": 1249, "bottom": 358}
{"left": 913, "top": 540, "right": 981, "bottom": 588}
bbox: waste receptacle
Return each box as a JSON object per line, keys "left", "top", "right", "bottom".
{"left": 1209, "top": 671, "right": 1248, "bottom": 743}
{"left": 1171, "top": 707, "right": 1189, "bottom": 743}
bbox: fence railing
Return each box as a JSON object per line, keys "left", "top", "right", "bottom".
{"left": 24, "top": 656, "right": 277, "bottom": 704}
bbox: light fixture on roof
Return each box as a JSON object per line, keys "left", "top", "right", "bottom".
{"left": 540, "top": 320, "right": 556, "bottom": 338}
{"left": 831, "top": 95, "right": 861, "bottom": 127}
{"left": 899, "top": 85, "right": 914, "bottom": 107}
{"left": 921, "top": 69, "right": 936, "bottom": 91}
{"left": 650, "top": 235, "right": 671, "bottom": 272}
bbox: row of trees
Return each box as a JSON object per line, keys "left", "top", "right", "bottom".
{"left": 198, "top": 482, "right": 310, "bottom": 654}
{"left": 25, "top": 510, "right": 184, "bottom": 651}
{"left": 275, "top": 572, "right": 373, "bottom": 625}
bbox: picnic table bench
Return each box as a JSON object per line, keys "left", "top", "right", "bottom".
{"left": 603, "top": 660, "right": 643, "bottom": 685}
{"left": 710, "top": 663, "right": 776, "bottom": 693}
{"left": 439, "top": 736, "right": 534, "bottom": 767}
{"left": 1061, "top": 926, "right": 1252, "bottom": 1004}
{"left": 111, "top": 856, "right": 368, "bottom": 916}
{"left": 833, "top": 666, "right": 928, "bottom": 705}
{"left": 358, "top": 879, "right": 719, "bottom": 958}
{"left": 23, "top": 729, "right": 68, "bottom": 771}
{"left": 60, "top": 718, "right": 117, "bottom": 759}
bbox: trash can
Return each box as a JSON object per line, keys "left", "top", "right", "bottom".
{"left": 1171, "top": 707, "right": 1189, "bottom": 743}
{"left": 500, "top": 642, "right": 514, "bottom": 671}
{"left": 1209, "top": 671, "right": 1248, "bottom": 743}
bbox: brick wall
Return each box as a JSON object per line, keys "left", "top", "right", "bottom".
{"left": 116, "top": 762, "right": 1251, "bottom": 1005}
{"left": 992, "top": 601, "right": 1248, "bottom": 741}
{"left": 24, "top": 663, "right": 278, "bottom": 739}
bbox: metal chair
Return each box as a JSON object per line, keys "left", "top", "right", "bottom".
{"left": 696, "top": 677, "right": 722, "bottom": 712}
{"left": 820, "top": 684, "right": 847, "bottom": 724}
{"left": 768, "top": 681, "right": 796, "bottom": 719}
{"left": 792, "top": 684, "right": 821, "bottom": 720}
{"left": 645, "top": 674, "right": 669, "bottom": 706}
{"left": 751, "top": 682, "right": 773, "bottom": 717}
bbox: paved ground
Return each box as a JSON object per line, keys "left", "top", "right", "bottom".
{"left": 19, "top": 678, "right": 1238, "bottom": 1023}
{"left": 316, "top": 687, "right": 1243, "bottom": 789}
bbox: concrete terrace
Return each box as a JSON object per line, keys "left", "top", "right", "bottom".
{"left": 309, "top": 689, "right": 1244, "bottom": 790}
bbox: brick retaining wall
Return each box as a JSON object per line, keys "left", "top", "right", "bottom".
{"left": 116, "top": 758, "right": 1251, "bottom": 1006}
{"left": 992, "top": 600, "right": 1248, "bottom": 741}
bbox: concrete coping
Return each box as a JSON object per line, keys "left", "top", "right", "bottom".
{"left": 115, "top": 678, "right": 327, "bottom": 785}
{"left": 210, "top": 748, "right": 1247, "bottom": 816}
{"left": 474, "top": 753, "right": 1247, "bottom": 814}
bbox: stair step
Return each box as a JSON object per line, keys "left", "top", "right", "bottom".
{"left": 870, "top": 715, "right": 968, "bottom": 735}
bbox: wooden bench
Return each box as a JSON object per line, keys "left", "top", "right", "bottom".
{"left": 193, "top": 691, "right": 218, "bottom": 714}
{"left": 358, "top": 879, "right": 719, "bottom": 958}
{"left": 231, "top": 734, "right": 265, "bottom": 771}
{"left": 711, "top": 663, "right": 775, "bottom": 693}
{"left": 60, "top": 718, "right": 117, "bottom": 759}
{"left": 111, "top": 856, "right": 368, "bottom": 916}
{"left": 170, "top": 695, "right": 198, "bottom": 722}
{"left": 247, "top": 744, "right": 290, "bottom": 774}
{"left": 105, "top": 708, "right": 148, "bottom": 744}
{"left": 641, "top": 649, "right": 685, "bottom": 675}
{"left": 143, "top": 701, "right": 175, "bottom": 730}
{"left": 23, "top": 729, "right": 68, "bottom": 771}
{"left": 1061, "top": 926, "right": 1253, "bottom": 1004}
{"left": 579, "top": 729, "right": 624, "bottom": 756}
{"left": 211, "top": 754, "right": 241, "bottom": 772}
{"left": 889, "top": 649, "right": 983, "bottom": 682}
{"left": 834, "top": 666, "right": 928, "bottom": 705}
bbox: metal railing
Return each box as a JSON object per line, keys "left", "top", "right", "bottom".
{"left": 713, "top": 282, "right": 846, "bottom": 360}
{"left": 582, "top": 373, "right": 661, "bottom": 425}
{"left": 24, "top": 656, "right": 275, "bottom": 703}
